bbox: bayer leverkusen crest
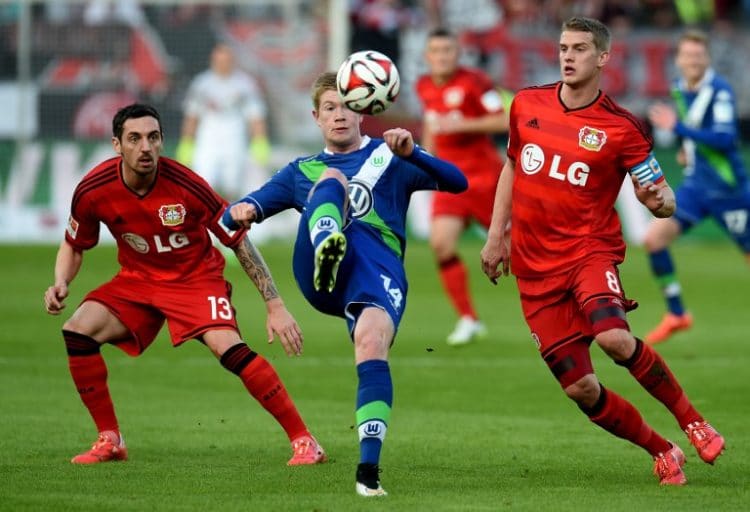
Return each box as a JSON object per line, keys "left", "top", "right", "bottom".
{"left": 158, "top": 204, "right": 187, "bottom": 226}
{"left": 578, "top": 126, "right": 607, "bottom": 152}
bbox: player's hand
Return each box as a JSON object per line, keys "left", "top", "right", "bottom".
{"left": 676, "top": 147, "right": 687, "bottom": 166}
{"left": 265, "top": 298, "right": 303, "bottom": 356}
{"left": 648, "top": 102, "right": 677, "bottom": 132}
{"left": 480, "top": 235, "right": 510, "bottom": 285}
{"left": 383, "top": 128, "right": 415, "bottom": 157}
{"left": 229, "top": 202, "right": 257, "bottom": 229}
{"left": 631, "top": 175, "right": 665, "bottom": 212}
{"left": 44, "top": 283, "right": 69, "bottom": 315}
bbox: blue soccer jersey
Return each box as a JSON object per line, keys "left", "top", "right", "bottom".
{"left": 224, "top": 136, "right": 467, "bottom": 332}
{"left": 238, "top": 136, "right": 464, "bottom": 259}
{"left": 671, "top": 68, "right": 747, "bottom": 192}
{"left": 670, "top": 69, "right": 750, "bottom": 250}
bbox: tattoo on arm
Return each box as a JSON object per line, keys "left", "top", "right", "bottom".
{"left": 234, "top": 236, "right": 279, "bottom": 301}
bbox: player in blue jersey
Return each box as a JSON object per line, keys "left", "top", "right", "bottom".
{"left": 644, "top": 29, "right": 750, "bottom": 344}
{"left": 222, "top": 71, "right": 467, "bottom": 497}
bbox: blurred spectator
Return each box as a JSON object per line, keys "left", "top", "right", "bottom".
{"left": 641, "top": 0, "right": 680, "bottom": 28}
{"left": 673, "top": 0, "right": 714, "bottom": 26}
{"left": 423, "top": 0, "right": 504, "bottom": 69}
{"left": 424, "top": 0, "right": 503, "bottom": 32}
{"left": 156, "top": 5, "right": 220, "bottom": 78}
{"left": 349, "top": 0, "right": 409, "bottom": 65}
{"left": 83, "top": 0, "right": 145, "bottom": 27}
{"left": 543, "top": 0, "right": 606, "bottom": 25}
{"left": 176, "top": 43, "right": 270, "bottom": 201}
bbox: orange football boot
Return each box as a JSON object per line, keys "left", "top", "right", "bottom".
{"left": 645, "top": 312, "right": 693, "bottom": 344}
{"left": 653, "top": 442, "right": 687, "bottom": 486}
{"left": 685, "top": 421, "right": 725, "bottom": 464}
{"left": 71, "top": 431, "right": 128, "bottom": 464}
{"left": 288, "top": 435, "right": 327, "bottom": 465}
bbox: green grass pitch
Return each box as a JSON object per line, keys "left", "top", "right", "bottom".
{"left": 1, "top": 239, "right": 748, "bottom": 511}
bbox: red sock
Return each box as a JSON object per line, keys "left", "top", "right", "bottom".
{"left": 438, "top": 256, "right": 477, "bottom": 319}
{"left": 222, "top": 344, "right": 308, "bottom": 441}
{"left": 622, "top": 340, "right": 703, "bottom": 430}
{"left": 587, "top": 387, "right": 671, "bottom": 456}
{"left": 68, "top": 353, "right": 120, "bottom": 434}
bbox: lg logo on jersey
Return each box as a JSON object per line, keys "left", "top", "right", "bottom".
{"left": 520, "top": 143, "right": 590, "bottom": 187}
{"left": 122, "top": 232, "right": 190, "bottom": 254}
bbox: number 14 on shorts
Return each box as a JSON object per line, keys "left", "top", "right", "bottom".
{"left": 380, "top": 274, "right": 403, "bottom": 311}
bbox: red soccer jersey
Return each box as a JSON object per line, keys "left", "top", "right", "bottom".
{"left": 415, "top": 67, "right": 504, "bottom": 181}
{"left": 506, "top": 82, "right": 655, "bottom": 278}
{"left": 65, "top": 156, "right": 246, "bottom": 281}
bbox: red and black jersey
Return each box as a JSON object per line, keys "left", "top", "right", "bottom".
{"left": 507, "top": 82, "right": 653, "bottom": 277}
{"left": 415, "top": 67, "right": 503, "bottom": 183}
{"left": 65, "top": 156, "right": 246, "bottom": 281}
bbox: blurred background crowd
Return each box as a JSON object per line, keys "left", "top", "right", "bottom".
{"left": 1, "top": 0, "right": 749, "bottom": 241}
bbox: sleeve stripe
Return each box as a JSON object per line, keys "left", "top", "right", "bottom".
{"left": 71, "top": 172, "right": 118, "bottom": 211}
{"left": 163, "top": 169, "right": 222, "bottom": 212}
{"left": 600, "top": 96, "right": 654, "bottom": 149}
{"left": 160, "top": 164, "right": 223, "bottom": 212}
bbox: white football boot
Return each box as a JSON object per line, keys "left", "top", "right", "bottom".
{"left": 446, "top": 316, "right": 487, "bottom": 346}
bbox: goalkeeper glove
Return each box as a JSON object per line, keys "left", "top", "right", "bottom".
{"left": 175, "top": 137, "right": 195, "bottom": 165}
{"left": 249, "top": 136, "right": 271, "bottom": 168}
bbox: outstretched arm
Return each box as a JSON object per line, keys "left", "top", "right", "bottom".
{"left": 649, "top": 101, "right": 735, "bottom": 151}
{"left": 223, "top": 200, "right": 259, "bottom": 230}
{"left": 44, "top": 240, "right": 83, "bottom": 315}
{"left": 383, "top": 127, "right": 467, "bottom": 193}
{"left": 234, "top": 235, "right": 303, "bottom": 356}
{"left": 432, "top": 111, "right": 508, "bottom": 135}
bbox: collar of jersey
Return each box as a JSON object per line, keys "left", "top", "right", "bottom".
{"left": 323, "top": 135, "right": 371, "bottom": 155}
{"left": 678, "top": 67, "right": 715, "bottom": 91}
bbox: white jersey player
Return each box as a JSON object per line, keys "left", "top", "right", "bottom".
{"left": 177, "top": 43, "right": 270, "bottom": 198}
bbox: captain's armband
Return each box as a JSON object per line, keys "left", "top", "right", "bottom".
{"left": 628, "top": 153, "right": 664, "bottom": 185}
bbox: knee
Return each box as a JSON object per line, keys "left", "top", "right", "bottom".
{"left": 319, "top": 167, "right": 347, "bottom": 187}
{"left": 643, "top": 220, "right": 678, "bottom": 252}
{"left": 354, "top": 331, "right": 390, "bottom": 362}
{"left": 595, "top": 329, "right": 636, "bottom": 361}
{"left": 62, "top": 318, "right": 90, "bottom": 337}
{"left": 563, "top": 374, "right": 600, "bottom": 407}
{"left": 429, "top": 234, "right": 454, "bottom": 261}
{"left": 642, "top": 230, "right": 663, "bottom": 252}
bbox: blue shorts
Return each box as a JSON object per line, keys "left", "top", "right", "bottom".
{"left": 292, "top": 218, "right": 408, "bottom": 337}
{"left": 675, "top": 183, "right": 750, "bottom": 253}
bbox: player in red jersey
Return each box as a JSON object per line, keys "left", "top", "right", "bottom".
{"left": 480, "top": 18, "right": 724, "bottom": 485}
{"left": 415, "top": 28, "right": 511, "bottom": 346}
{"left": 43, "top": 104, "right": 325, "bottom": 466}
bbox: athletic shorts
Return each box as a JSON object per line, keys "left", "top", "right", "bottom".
{"left": 516, "top": 254, "right": 636, "bottom": 360}
{"left": 431, "top": 175, "right": 497, "bottom": 228}
{"left": 84, "top": 273, "right": 239, "bottom": 356}
{"left": 293, "top": 218, "right": 407, "bottom": 337}
{"left": 675, "top": 182, "right": 750, "bottom": 253}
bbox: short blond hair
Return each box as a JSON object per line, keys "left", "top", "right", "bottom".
{"left": 311, "top": 71, "right": 337, "bottom": 111}
{"left": 561, "top": 17, "right": 611, "bottom": 52}
{"left": 677, "top": 29, "right": 710, "bottom": 53}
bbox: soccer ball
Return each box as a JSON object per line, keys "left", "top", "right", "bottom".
{"left": 336, "top": 50, "right": 400, "bottom": 115}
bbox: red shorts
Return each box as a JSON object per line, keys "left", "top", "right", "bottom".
{"left": 516, "top": 255, "right": 637, "bottom": 387}
{"left": 84, "top": 273, "right": 240, "bottom": 356}
{"left": 431, "top": 176, "right": 497, "bottom": 228}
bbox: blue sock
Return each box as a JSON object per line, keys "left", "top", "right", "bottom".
{"left": 355, "top": 360, "right": 393, "bottom": 465}
{"left": 307, "top": 178, "right": 345, "bottom": 247}
{"left": 648, "top": 249, "right": 685, "bottom": 315}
